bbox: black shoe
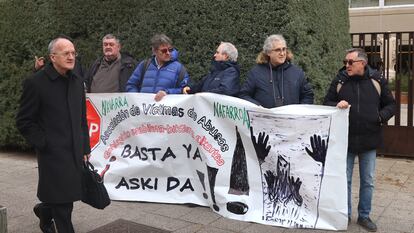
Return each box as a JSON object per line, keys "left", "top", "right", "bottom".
{"left": 357, "top": 217, "right": 377, "bottom": 232}
{"left": 348, "top": 216, "right": 351, "bottom": 225}
{"left": 33, "top": 203, "right": 56, "bottom": 233}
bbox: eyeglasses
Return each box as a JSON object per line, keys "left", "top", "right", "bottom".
{"left": 158, "top": 48, "right": 174, "bottom": 54}
{"left": 343, "top": 59, "right": 363, "bottom": 66}
{"left": 52, "top": 51, "right": 77, "bottom": 58}
{"left": 271, "top": 47, "right": 287, "bottom": 54}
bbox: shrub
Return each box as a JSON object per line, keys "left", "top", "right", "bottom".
{"left": 0, "top": 0, "right": 350, "bottom": 148}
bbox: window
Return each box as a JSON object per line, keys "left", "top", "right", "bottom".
{"left": 349, "top": 0, "right": 379, "bottom": 7}
{"left": 349, "top": 0, "right": 414, "bottom": 7}
{"left": 385, "top": 0, "right": 414, "bottom": 6}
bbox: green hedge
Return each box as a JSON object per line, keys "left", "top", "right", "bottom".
{"left": 0, "top": 0, "right": 350, "bottom": 148}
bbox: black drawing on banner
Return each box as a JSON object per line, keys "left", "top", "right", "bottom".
{"left": 228, "top": 126, "right": 250, "bottom": 196}
{"left": 305, "top": 135, "right": 328, "bottom": 166}
{"left": 100, "top": 156, "right": 117, "bottom": 179}
{"left": 305, "top": 134, "right": 329, "bottom": 228}
{"left": 227, "top": 201, "right": 249, "bottom": 215}
{"left": 206, "top": 165, "right": 220, "bottom": 211}
{"left": 250, "top": 126, "right": 271, "bottom": 165}
{"left": 226, "top": 126, "right": 250, "bottom": 215}
{"left": 196, "top": 170, "right": 208, "bottom": 199}
{"left": 249, "top": 111, "right": 331, "bottom": 228}
{"left": 263, "top": 156, "right": 303, "bottom": 218}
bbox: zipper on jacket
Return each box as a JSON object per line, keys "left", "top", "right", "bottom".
{"left": 356, "top": 82, "right": 360, "bottom": 152}
{"left": 269, "top": 63, "right": 284, "bottom": 107}
{"left": 154, "top": 68, "right": 161, "bottom": 93}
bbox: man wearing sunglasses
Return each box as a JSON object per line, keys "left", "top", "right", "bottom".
{"left": 85, "top": 34, "right": 137, "bottom": 93}
{"left": 324, "top": 48, "right": 396, "bottom": 232}
{"left": 126, "top": 34, "right": 190, "bottom": 101}
{"left": 239, "top": 34, "right": 314, "bottom": 108}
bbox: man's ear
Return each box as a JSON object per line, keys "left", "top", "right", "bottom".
{"left": 224, "top": 53, "right": 229, "bottom": 60}
{"left": 49, "top": 54, "right": 55, "bottom": 63}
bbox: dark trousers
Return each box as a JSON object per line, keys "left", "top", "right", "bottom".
{"left": 40, "top": 202, "right": 75, "bottom": 233}
{"left": 51, "top": 203, "right": 74, "bottom": 233}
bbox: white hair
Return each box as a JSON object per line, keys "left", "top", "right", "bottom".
{"left": 220, "top": 42, "right": 238, "bottom": 62}
{"left": 263, "top": 34, "right": 286, "bottom": 54}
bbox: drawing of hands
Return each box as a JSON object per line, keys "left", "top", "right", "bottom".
{"left": 264, "top": 170, "right": 277, "bottom": 201}
{"left": 289, "top": 176, "right": 303, "bottom": 206}
{"left": 305, "top": 134, "right": 328, "bottom": 166}
{"left": 250, "top": 127, "right": 271, "bottom": 165}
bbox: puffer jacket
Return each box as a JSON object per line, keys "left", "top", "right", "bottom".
{"left": 125, "top": 56, "right": 190, "bottom": 94}
{"left": 85, "top": 52, "right": 137, "bottom": 93}
{"left": 323, "top": 66, "right": 396, "bottom": 153}
{"left": 190, "top": 60, "right": 240, "bottom": 96}
{"left": 239, "top": 61, "right": 314, "bottom": 108}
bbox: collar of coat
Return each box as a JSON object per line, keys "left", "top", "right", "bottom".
{"left": 152, "top": 55, "right": 175, "bottom": 69}
{"left": 210, "top": 60, "right": 239, "bottom": 72}
{"left": 258, "top": 61, "right": 291, "bottom": 71}
{"left": 44, "top": 63, "right": 78, "bottom": 81}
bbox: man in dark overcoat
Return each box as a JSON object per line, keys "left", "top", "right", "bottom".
{"left": 16, "top": 37, "right": 90, "bottom": 233}
{"left": 324, "top": 48, "right": 395, "bottom": 232}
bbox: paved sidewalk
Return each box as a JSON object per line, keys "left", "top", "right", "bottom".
{"left": 1, "top": 151, "right": 413, "bottom": 233}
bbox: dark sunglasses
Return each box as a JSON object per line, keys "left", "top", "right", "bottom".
{"left": 159, "top": 48, "right": 174, "bottom": 54}
{"left": 343, "top": 59, "right": 363, "bottom": 66}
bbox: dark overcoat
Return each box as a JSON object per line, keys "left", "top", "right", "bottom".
{"left": 239, "top": 61, "right": 314, "bottom": 108}
{"left": 16, "top": 63, "right": 91, "bottom": 203}
{"left": 189, "top": 60, "right": 240, "bottom": 96}
{"left": 323, "top": 66, "right": 396, "bottom": 153}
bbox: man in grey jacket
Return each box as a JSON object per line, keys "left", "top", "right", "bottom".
{"left": 85, "top": 34, "right": 137, "bottom": 93}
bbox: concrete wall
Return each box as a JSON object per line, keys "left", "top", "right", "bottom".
{"left": 349, "top": 6, "right": 414, "bottom": 33}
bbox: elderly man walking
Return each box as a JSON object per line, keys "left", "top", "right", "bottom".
{"left": 16, "top": 37, "right": 91, "bottom": 233}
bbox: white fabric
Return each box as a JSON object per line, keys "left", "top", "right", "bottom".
{"left": 86, "top": 92, "right": 349, "bottom": 230}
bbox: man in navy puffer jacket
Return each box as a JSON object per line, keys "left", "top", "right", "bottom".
{"left": 126, "top": 34, "right": 190, "bottom": 101}
{"left": 183, "top": 42, "right": 240, "bottom": 96}
{"left": 239, "top": 34, "right": 313, "bottom": 108}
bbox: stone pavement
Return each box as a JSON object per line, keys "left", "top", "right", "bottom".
{"left": 1, "top": 151, "right": 413, "bottom": 233}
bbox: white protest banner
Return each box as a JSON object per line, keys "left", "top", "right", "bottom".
{"left": 86, "top": 93, "right": 349, "bottom": 230}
